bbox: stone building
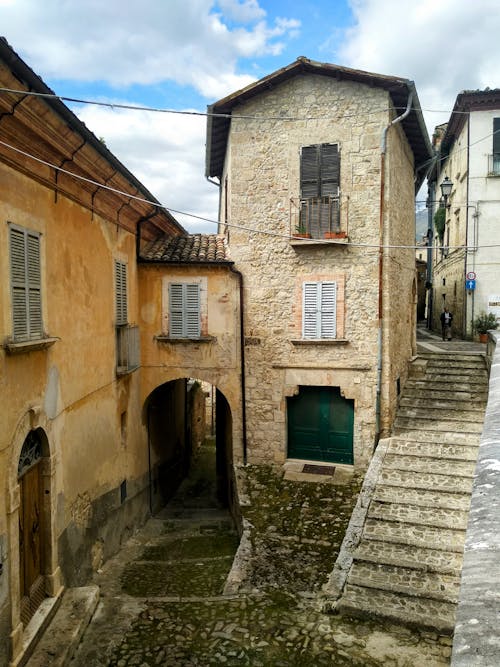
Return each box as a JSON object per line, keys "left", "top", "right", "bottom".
{"left": 429, "top": 89, "right": 500, "bottom": 337}
{"left": 0, "top": 40, "right": 240, "bottom": 666}
{"left": 206, "top": 57, "right": 432, "bottom": 470}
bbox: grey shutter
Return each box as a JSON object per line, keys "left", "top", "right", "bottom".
{"left": 320, "top": 282, "right": 337, "bottom": 338}
{"left": 185, "top": 283, "right": 201, "bottom": 338}
{"left": 10, "top": 226, "right": 42, "bottom": 340}
{"left": 320, "top": 144, "right": 340, "bottom": 197}
{"left": 115, "top": 261, "right": 128, "bottom": 325}
{"left": 300, "top": 146, "right": 320, "bottom": 198}
{"left": 169, "top": 283, "right": 185, "bottom": 337}
{"left": 494, "top": 118, "right": 500, "bottom": 154}
{"left": 169, "top": 283, "right": 200, "bottom": 338}
{"left": 303, "top": 281, "right": 337, "bottom": 339}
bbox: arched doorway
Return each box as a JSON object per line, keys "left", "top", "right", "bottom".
{"left": 17, "top": 429, "right": 47, "bottom": 626}
{"left": 144, "top": 379, "right": 235, "bottom": 518}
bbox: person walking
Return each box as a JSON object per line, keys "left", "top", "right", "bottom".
{"left": 440, "top": 307, "right": 453, "bottom": 341}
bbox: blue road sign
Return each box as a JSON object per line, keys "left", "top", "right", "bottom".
{"left": 466, "top": 279, "right": 476, "bottom": 290}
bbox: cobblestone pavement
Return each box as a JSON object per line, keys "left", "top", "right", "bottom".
{"left": 73, "top": 442, "right": 452, "bottom": 666}
{"left": 417, "top": 324, "right": 486, "bottom": 354}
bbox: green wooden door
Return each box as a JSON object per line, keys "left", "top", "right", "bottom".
{"left": 287, "top": 387, "right": 354, "bottom": 464}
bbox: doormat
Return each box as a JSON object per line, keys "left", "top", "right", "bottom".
{"left": 302, "top": 464, "right": 335, "bottom": 476}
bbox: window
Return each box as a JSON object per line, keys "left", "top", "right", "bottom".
{"left": 115, "top": 260, "right": 128, "bottom": 325}
{"left": 169, "top": 283, "right": 201, "bottom": 338}
{"left": 300, "top": 144, "right": 340, "bottom": 237}
{"left": 303, "top": 281, "right": 337, "bottom": 339}
{"left": 9, "top": 225, "right": 42, "bottom": 341}
{"left": 491, "top": 118, "right": 500, "bottom": 175}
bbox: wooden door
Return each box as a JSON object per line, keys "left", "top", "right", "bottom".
{"left": 19, "top": 461, "right": 45, "bottom": 625}
{"left": 288, "top": 386, "right": 354, "bottom": 464}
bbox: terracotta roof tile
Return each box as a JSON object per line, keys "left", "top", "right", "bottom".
{"left": 140, "top": 234, "right": 231, "bottom": 264}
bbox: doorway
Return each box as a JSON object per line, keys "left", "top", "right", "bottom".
{"left": 287, "top": 386, "right": 354, "bottom": 464}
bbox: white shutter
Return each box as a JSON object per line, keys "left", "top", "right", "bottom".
{"left": 303, "top": 282, "right": 320, "bottom": 339}
{"left": 320, "top": 282, "right": 337, "bottom": 338}
{"left": 169, "top": 283, "right": 184, "bottom": 337}
{"left": 10, "top": 226, "right": 42, "bottom": 340}
{"left": 115, "top": 261, "right": 128, "bottom": 325}
{"left": 169, "top": 283, "right": 201, "bottom": 338}
{"left": 302, "top": 281, "right": 337, "bottom": 339}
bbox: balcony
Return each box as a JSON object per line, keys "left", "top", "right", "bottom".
{"left": 487, "top": 153, "right": 500, "bottom": 176}
{"left": 116, "top": 324, "right": 140, "bottom": 375}
{"left": 290, "top": 196, "right": 347, "bottom": 244}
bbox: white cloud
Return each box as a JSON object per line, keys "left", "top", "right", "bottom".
{"left": 339, "top": 0, "right": 500, "bottom": 131}
{"left": 1, "top": 0, "right": 300, "bottom": 99}
{"left": 75, "top": 104, "right": 219, "bottom": 233}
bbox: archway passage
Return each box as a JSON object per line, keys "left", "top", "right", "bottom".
{"left": 287, "top": 386, "right": 354, "bottom": 464}
{"left": 18, "top": 430, "right": 47, "bottom": 626}
{"left": 145, "top": 380, "right": 235, "bottom": 518}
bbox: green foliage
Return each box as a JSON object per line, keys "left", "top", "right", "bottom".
{"left": 473, "top": 311, "right": 499, "bottom": 334}
{"left": 433, "top": 207, "right": 446, "bottom": 242}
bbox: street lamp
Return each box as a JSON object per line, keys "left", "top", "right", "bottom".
{"left": 440, "top": 176, "right": 453, "bottom": 207}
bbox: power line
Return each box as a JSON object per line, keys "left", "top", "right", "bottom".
{"left": 2, "top": 137, "right": 500, "bottom": 251}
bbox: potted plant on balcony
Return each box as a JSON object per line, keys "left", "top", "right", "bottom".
{"left": 473, "top": 311, "right": 498, "bottom": 343}
{"left": 324, "top": 230, "right": 347, "bottom": 239}
{"left": 293, "top": 223, "right": 311, "bottom": 239}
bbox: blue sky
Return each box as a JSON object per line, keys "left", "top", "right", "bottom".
{"left": 1, "top": 0, "right": 499, "bottom": 231}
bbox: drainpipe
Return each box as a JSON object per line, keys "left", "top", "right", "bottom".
{"left": 229, "top": 265, "right": 248, "bottom": 465}
{"left": 376, "top": 90, "right": 414, "bottom": 445}
{"left": 426, "top": 181, "right": 435, "bottom": 330}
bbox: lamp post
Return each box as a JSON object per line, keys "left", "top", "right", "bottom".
{"left": 440, "top": 176, "right": 452, "bottom": 207}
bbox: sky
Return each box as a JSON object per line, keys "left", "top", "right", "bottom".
{"left": 1, "top": 0, "right": 499, "bottom": 232}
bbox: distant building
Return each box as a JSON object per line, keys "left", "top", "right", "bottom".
{"left": 429, "top": 89, "right": 500, "bottom": 336}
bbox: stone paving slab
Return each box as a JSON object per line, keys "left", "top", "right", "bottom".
{"left": 387, "top": 440, "right": 478, "bottom": 461}
{"left": 367, "top": 500, "right": 469, "bottom": 530}
{"left": 353, "top": 540, "right": 463, "bottom": 575}
{"left": 373, "top": 485, "right": 472, "bottom": 511}
{"left": 348, "top": 562, "right": 461, "bottom": 603}
{"left": 337, "top": 584, "right": 457, "bottom": 635}
{"left": 382, "top": 453, "right": 476, "bottom": 477}
{"left": 362, "top": 518, "right": 466, "bottom": 552}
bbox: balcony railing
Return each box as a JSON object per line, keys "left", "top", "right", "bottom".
{"left": 290, "top": 196, "right": 346, "bottom": 240}
{"left": 487, "top": 153, "right": 500, "bottom": 176}
{"left": 116, "top": 324, "right": 140, "bottom": 374}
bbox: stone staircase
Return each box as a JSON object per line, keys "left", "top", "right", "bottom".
{"left": 335, "top": 352, "right": 488, "bottom": 635}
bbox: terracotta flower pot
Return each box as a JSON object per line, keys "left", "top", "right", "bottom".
{"left": 292, "top": 232, "right": 312, "bottom": 239}
{"left": 479, "top": 333, "right": 488, "bottom": 343}
{"left": 324, "top": 231, "right": 347, "bottom": 239}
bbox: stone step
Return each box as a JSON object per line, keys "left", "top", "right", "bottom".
{"left": 399, "top": 396, "right": 485, "bottom": 411}
{"left": 402, "top": 387, "right": 488, "bottom": 402}
{"left": 347, "top": 561, "right": 461, "bottom": 604}
{"left": 367, "top": 499, "right": 469, "bottom": 530}
{"left": 397, "top": 406, "right": 485, "bottom": 422}
{"left": 362, "top": 518, "right": 466, "bottom": 552}
{"left": 388, "top": 429, "right": 480, "bottom": 446}
{"left": 404, "top": 379, "right": 488, "bottom": 394}
{"left": 353, "top": 539, "right": 463, "bottom": 575}
{"left": 387, "top": 439, "right": 478, "bottom": 461}
{"left": 373, "top": 485, "right": 472, "bottom": 511}
{"left": 393, "top": 416, "right": 483, "bottom": 433}
{"left": 336, "top": 584, "right": 456, "bottom": 634}
{"left": 425, "top": 372, "right": 487, "bottom": 383}
{"left": 377, "top": 469, "right": 474, "bottom": 494}
{"left": 383, "top": 453, "right": 476, "bottom": 477}
{"left": 423, "top": 358, "right": 486, "bottom": 369}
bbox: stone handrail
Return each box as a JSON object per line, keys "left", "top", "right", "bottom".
{"left": 452, "top": 331, "right": 500, "bottom": 664}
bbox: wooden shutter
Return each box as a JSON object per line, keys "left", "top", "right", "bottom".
{"left": 169, "top": 283, "right": 200, "bottom": 338}
{"left": 494, "top": 118, "right": 500, "bottom": 155}
{"left": 300, "top": 146, "right": 320, "bottom": 198}
{"left": 10, "top": 226, "right": 42, "bottom": 340}
{"left": 115, "top": 261, "right": 128, "bottom": 326}
{"left": 320, "top": 144, "right": 340, "bottom": 197}
{"left": 302, "top": 281, "right": 337, "bottom": 339}
{"left": 300, "top": 144, "right": 340, "bottom": 198}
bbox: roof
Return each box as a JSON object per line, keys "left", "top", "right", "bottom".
{"left": 439, "top": 88, "right": 500, "bottom": 154}
{"left": 139, "top": 234, "right": 231, "bottom": 264}
{"left": 0, "top": 38, "right": 185, "bottom": 237}
{"left": 206, "top": 57, "right": 432, "bottom": 187}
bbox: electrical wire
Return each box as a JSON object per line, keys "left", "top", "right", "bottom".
{"left": 1, "top": 136, "right": 499, "bottom": 251}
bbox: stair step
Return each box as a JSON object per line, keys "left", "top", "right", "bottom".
{"left": 348, "top": 561, "right": 461, "bottom": 604}
{"left": 402, "top": 387, "right": 487, "bottom": 401}
{"left": 387, "top": 439, "right": 478, "bottom": 461}
{"left": 368, "top": 500, "right": 469, "bottom": 530}
{"left": 399, "top": 397, "right": 485, "bottom": 411}
{"left": 425, "top": 372, "right": 487, "bottom": 383}
{"left": 337, "top": 584, "right": 456, "bottom": 634}
{"left": 423, "top": 359, "right": 486, "bottom": 370}
{"left": 363, "top": 518, "right": 466, "bottom": 552}
{"left": 388, "top": 429, "right": 480, "bottom": 446}
{"left": 353, "top": 539, "right": 463, "bottom": 575}
{"left": 383, "top": 453, "right": 476, "bottom": 477}
{"left": 397, "top": 407, "right": 484, "bottom": 423}
{"left": 405, "top": 379, "right": 488, "bottom": 394}
{"left": 393, "top": 417, "right": 483, "bottom": 433}
{"left": 373, "top": 484, "right": 472, "bottom": 511}
{"left": 378, "top": 469, "right": 474, "bottom": 494}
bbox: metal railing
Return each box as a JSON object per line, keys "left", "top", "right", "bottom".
{"left": 116, "top": 324, "right": 140, "bottom": 374}
{"left": 290, "top": 196, "right": 345, "bottom": 239}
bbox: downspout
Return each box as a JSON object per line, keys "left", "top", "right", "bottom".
{"left": 229, "top": 265, "right": 248, "bottom": 465}
{"left": 376, "top": 90, "right": 413, "bottom": 445}
{"left": 464, "top": 116, "right": 471, "bottom": 338}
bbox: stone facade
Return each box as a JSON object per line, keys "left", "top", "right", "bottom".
{"left": 207, "top": 60, "right": 431, "bottom": 470}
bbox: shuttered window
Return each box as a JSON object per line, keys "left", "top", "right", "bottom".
{"left": 115, "top": 260, "right": 128, "bottom": 326}
{"left": 9, "top": 225, "right": 42, "bottom": 340}
{"left": 303, "top": 281, "right": 337, "bottom": 339}
{"left": 300, "top": 144, "right": 340, "bottom": 198}
{"left": 169, "top": 283, "right": 201, "bottom": 338}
